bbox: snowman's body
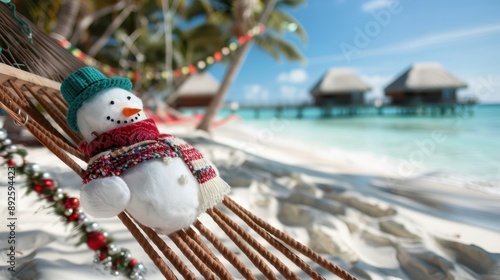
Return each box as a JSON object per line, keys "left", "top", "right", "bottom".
{"left": 121, "top": 158, "right": 199, "bottom": 233}
{"left": 76, "top": 88, "right": 202, "bottom": 234}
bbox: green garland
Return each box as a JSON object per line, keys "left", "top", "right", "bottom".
{"left": 0, "top": 128, "right": 145, "bottom": 279}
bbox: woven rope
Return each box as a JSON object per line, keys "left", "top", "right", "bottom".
{"left": 178, "top": 229, "right": 233, "bottom": 279}
{"left": 0, "top": 4, "right": 85, "bottom": 80}
{"left": 207, "top": 208, "right": 279, "bottom": 280}
{"left": 7, "top": 82, "right": 84, "bottom": 158}
{"left": 169, "top": 231, "right": 216, "bottom": 279}
{"left": 224, "top": 197, "right": 357, "bottom": 280}
{"left": 118, "top": 213, "right": 177, "bottom": 279}
{"left": 222, "top": 199, "right": 325, "bottom": 279}
{"left": 193, "top": 221, "right": 256, "bottom": 279}
{"left": 139, "top": 225, "right": 197, "bottom": 279}
{"left": 0, "top": 86, "right": 83, "bottom": 174}
{"left": 3, "top": 81, "right": 61, "bottom": 139}
{"left": 38, "top": 88, "right": 83, "bottom": 144}
{"left": 212, "top": 207, "right": 301, "bottom": 280}
{"left": 185, "top": 227, "right": 232, "bottom": 277}
{"left": 27, "top": 87, "right": 83, "bottom": 146}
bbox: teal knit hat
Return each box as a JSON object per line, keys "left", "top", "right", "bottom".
{"left": 61, "top": 67, "right": 132, "bottom": 132}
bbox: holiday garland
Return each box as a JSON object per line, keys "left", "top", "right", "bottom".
{"left": 57, "top": 24, "right": 266, "bottom": 82}
{"left": 0, "top": 128, "right": 146, "bottom": 279}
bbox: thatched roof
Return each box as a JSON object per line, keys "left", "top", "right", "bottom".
{"left": 176, "top": 72, "right": 219, "bottom": 96}
{"left": 310, "top": 68, "right": 371, "bottom": 95}
{"left": 385, "top": 63, "right": 467, "bottom": 94}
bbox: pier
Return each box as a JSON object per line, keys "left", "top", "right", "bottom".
{"left": 234, "top": 101, "right": 476, "bottom": 119}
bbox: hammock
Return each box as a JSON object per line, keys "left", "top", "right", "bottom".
{"left": 0, "top": 5, "right": 357, "bottom": 280}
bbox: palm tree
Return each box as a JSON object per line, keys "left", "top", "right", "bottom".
{"left": 50, "top": 0, "right": 81, "bottom": 39}
{"left": 184, "top": 0, "right": 307, "bottom": 131}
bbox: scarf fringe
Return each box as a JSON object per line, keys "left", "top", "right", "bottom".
{"left": 198, "top": 177, "right": 231, "bottom": 213}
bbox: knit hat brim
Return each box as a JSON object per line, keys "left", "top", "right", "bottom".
{"left": 66, "top": 77, "right": 132, "bottom": 132}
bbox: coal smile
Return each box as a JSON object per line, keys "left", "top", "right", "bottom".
{"left": 106, "top": 113, "right": 141, "bottom": 124}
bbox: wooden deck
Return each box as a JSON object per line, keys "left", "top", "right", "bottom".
{"left": 235, "top": 101, "right": 476, "bottom": 119}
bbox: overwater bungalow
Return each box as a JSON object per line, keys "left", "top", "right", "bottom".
{"left": 310, "top": 68, "right": 371, "bottom": 106}
{"left": 173, "top": 72, "right": 219, "bottom": 108}
{"left": 384, "top": 63, "right": 467, "bottom": 106}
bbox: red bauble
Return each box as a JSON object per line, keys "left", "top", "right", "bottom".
{"left": 86, "top": 232, "right": 107, "bottom": 250}
{"left": 64, "top": 197, "right": 80, "bottom": 209}
{"left": 128, "top": 258, "right": 139, "bottom": 267}
{"left": 6, "top": 159, "right": 15, "bottom": 166}
{"left": 99, "top": 251, "right": 108, "bottom": 261}
{"left": 42, "top": 179, "right": 56, "bottom": 190}
{"left": 33, "top": 184, "right": 44, "bottom": 193}
{"left": 67, "top": 212, "right": 80, "bottom": 222}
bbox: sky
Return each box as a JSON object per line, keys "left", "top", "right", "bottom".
{"left": 207, "top": 0, "right": 500, "bottom": 105}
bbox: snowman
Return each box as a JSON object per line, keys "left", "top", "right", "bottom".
{"left": 61, "top": 67, "right": 230, "bottom": 234}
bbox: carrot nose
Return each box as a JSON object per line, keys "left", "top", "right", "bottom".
{"left": 123, "top": 107, "right": 141, "bottom": 117}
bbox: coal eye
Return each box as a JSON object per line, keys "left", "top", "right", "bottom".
{"left": 127, "top": 96, "right": 131, "bottom": 100}
{"left": 110, "top": 101, "right": 115, "bottom": 105}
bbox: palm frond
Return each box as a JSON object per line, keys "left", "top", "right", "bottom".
{"left": 254, "top": 35, "right": 281, "bottom": 61}
{"left": 183, "top": 24, "right": 228, "bottom": 46}
{"left": 272, "top": 35, "right": 305, "bottom": 62}
{"left": 254, "top": 33, "right": 305, "bottom": 62}
{"left": 276, "top": 0, "right": 306, "bottom": 8}
{"left": 266, "top": 10, "right": 307, "bottom": 42}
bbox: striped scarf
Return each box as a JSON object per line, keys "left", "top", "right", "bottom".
{"left": 80, "top": 119, "right": 230, "bottom": 213}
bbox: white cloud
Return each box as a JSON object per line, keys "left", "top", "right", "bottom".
{"left": 380, "top": 24, "right": 500, "bottom": 54}
{"left": 462, "top": 75, "right": 500, "bottom": 103}
{"left": 280, "top": 86, "right": 311, "bottom": 102}
{"left": 361, "top": 0, "right": 394, "bottom": 13}
{"left": 244, "top": 84, "right": 269, "bottom": 103}
{"left": 309, "top": 24, "right": 500, "bottom": 64}
{"left": 360, "top": 74, "right": 393, "bottom": 101}
{"left": 277, "top": 68, "right": 308, "bottom": 84}
{"left": 280, "top": 85, "right": 297, "bottom": 99}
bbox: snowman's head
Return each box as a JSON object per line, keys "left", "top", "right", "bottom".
{"left": 76, "top": 88, "right": 148, "bottom": 142}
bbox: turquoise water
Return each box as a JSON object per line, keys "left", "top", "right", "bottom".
{"left": 218, "top": 104, "right": 500, "bottom": 192}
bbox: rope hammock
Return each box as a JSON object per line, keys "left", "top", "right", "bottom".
{"left": 0, "top": 4, "right": 357, "bottom": 280}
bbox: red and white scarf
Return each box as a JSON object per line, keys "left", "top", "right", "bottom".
{"left": 79, "top": 119, "right": 230, "bottom": 212}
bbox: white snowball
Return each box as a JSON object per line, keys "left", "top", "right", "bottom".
{"left": 80, "top": 176, "right": 131, "bottom": 218}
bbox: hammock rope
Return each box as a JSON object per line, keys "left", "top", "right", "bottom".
{"left": 2, "top": 1, "right": 32, "bottom": 43}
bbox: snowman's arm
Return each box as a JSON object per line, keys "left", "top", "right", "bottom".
{"left": 80, "top": 176, "right": 131, "bottom": 218}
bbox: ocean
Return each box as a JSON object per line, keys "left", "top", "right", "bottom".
{"left": 219, "top": 104, "right": 500, "bottom": 195}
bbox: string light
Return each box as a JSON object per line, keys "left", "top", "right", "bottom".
{"left": 57, "top": 24, "right": 266, "bottom": 81}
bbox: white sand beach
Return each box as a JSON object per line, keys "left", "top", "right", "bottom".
{"left": 1, "top": 121, "right": 500, "bottom": 280}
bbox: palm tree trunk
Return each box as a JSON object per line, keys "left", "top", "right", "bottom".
{"left": 50, "top": 0, "right": 81, "bottom": 39}
{"left": 197, "top": 0, "right": 278, "bottom": 132}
